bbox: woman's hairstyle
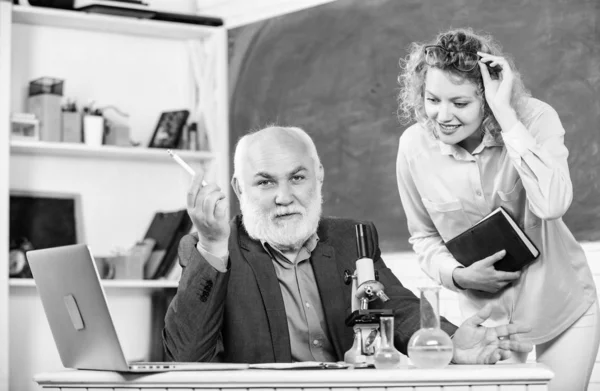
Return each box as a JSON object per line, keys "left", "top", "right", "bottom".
{"left": 397, "top": 28, "right": 530, "bottom": 141}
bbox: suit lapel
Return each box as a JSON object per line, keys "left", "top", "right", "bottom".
{"left": 311, "top": 241, "right": 354, "bottom": 360}
{"left": 238, "top": 225, "right": 292, "bottom": 362}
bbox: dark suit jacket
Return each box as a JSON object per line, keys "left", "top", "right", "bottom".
{"left": 163, "top": 215, "right": 457, "bottom": 363}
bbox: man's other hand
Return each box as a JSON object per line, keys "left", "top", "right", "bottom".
{"left": 451, "top": 304, "right": 533, "bottom": 364}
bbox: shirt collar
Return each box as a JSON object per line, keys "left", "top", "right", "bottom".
{"left": 260, "top": 232, "right": 320, "bottom": 262}
{"left": 437, "top": 131, "right": 503, "bottom": 159}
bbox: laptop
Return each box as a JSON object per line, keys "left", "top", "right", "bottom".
{"left": 27, "top": 244, "right": 248, "bottom": 372}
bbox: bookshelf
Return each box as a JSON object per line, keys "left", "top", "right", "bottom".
{"left": 12, "top": 3, "right": 217, "bottom": 39}
{"left": 0, "top": 3, "right": 229, "bottom": 391}
{"left": 10, "top": 140, "right": 214, "bottom": 162}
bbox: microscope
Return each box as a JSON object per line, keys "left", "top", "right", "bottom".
{"left": 343, "top": 224, "right": 392, "bottom": 366}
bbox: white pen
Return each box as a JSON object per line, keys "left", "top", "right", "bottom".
{"left": 167, "top": 149, "right": 207, "bottom": 186}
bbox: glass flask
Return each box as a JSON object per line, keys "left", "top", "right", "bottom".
{"left": 373, "top": 315, "right": 402, "bottom": 369}
{"left": 407, "top": 286, "right": 453, "bottom": 369}
{"left": 344, "top": 328, "right": 366, "bottom": 365}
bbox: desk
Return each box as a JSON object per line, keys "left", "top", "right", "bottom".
{"left": 35, "top": 364, "right": 553, "bottom": 390}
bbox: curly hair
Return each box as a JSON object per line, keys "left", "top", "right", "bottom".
{"left": 397, "top": 28, "right": 530, "bottom": 141}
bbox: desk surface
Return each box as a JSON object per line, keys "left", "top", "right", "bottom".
{"left": 35, "top": 364, "right": 553, "bottom": 390}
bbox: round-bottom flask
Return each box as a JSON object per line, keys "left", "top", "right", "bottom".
{"left": 344, "top": 328, "right": 366, "bottom": 365}
{"left": 407, "top": 286, "right": 453, "bottom": 369}
{"left": 373, "top": 315, "right": 402, "bottom": 369}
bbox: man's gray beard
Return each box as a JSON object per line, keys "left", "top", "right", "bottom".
{"left": 240, "top": 187, "right": 322, "bottom": 251}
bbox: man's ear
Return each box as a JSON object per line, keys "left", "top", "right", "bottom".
{"left": 317, "top": 164, "right": 324, "bottom": 184}
{"left": 231, "top": 177, "right": 242, "bottom": 200}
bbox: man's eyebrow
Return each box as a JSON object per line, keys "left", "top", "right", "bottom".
{"left": 290, "top": 166, "right": 308, "bottom": 175}
{"left": 253, "top": 172, "right": 274, "bottom": 179}
{"left": 252, "top": 166, "right": 308, "bottom": 180}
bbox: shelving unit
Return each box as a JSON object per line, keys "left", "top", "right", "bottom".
{"left": 0, "top": 3, "right": 229, "bottom": 391}
{"left": 12, "top": 4, "right": 217, "bottom": 39}
{"left": 10, "top": 140, "right": 214, "bottom": 162}
{"left": 0, "top": 2, "right": 10, "bottom": 390}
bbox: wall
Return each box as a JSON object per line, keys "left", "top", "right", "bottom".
{"left": 227, "top": 0, "right": 600, "bottom": 252}
{"left": 9, "top": 22, "right": 199, "bottom": 255}
{"left": 10, "top": 154, "right": 195, "bottom": 255}
{"left": 11, "top": 24, "right": 193, "bottom": 144}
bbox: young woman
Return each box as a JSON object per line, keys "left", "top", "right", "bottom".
{"left": 396, "top": 27, "right": 599, "bottom": 390}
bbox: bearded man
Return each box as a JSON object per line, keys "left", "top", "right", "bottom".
{"left": 163, "top": 126, "right": 532, "bottom": 364}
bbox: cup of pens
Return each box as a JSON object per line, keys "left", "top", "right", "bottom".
{"left": 82, "top": 103, "right": 104, "bottom": 147}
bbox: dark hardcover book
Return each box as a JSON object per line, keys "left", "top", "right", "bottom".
{"left": 142, "top": 209, "right": 192, "bottom": 279}
{"left": 445, "top": 207, "right": 540, "bottom": 272}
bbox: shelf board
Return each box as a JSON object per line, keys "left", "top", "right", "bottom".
{"left": 12, "top": 4, "right": 220, "bottom": 39}
{"left": 9, "top": 278, "right": 178, "bottom": 289}
{"left": 10, "top": 140, "right": 213, "bottom": 163}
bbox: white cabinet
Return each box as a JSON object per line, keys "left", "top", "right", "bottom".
{"left": 0, "top": 3, "right": 229, "bottom": 390}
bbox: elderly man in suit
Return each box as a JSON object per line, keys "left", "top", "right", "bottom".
{"left": 163, "top": 125, "right": 532, "bottom": 364}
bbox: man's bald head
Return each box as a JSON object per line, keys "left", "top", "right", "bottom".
{"left": 232, "top": 126, "right": 323, "bottom": 191}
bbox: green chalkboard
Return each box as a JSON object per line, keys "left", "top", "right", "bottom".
{"left": 228, "top": 0, "right": 600, "bottom": 252}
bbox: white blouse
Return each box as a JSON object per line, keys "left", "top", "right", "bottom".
{"left": 396, "top": 97, "right": 596, "bottom": 344}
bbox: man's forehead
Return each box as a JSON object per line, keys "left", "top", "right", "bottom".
{"left": 238, "top": 129, "right": 316, "bottom": 177}
{"left": 245, "top": 148, "right": 311, "bottom": 176}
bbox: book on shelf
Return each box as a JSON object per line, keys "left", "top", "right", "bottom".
{"left": 142, "top": 209, "right": 192, "bottom": 279}
{"left": 444, "top": 206, "right": 540, "bottom": 272}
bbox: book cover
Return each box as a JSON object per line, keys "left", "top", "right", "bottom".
{"left": 445, "top": 207, "right": 540, "bottom": 272}
{"left": 142, "top": 209, "right": 192, "bottom": 279}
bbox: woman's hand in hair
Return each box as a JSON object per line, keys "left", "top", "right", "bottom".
{"left": 478, "top": 52, "right": 518, "bottom": 131}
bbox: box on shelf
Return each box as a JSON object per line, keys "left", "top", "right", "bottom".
{"left": 10, "top": 113, "right": 40, "bottom": 141}
{"left": 27, "top": 94, "right": 62, "bottom": 142}
{"left": 27, "top": 77, "right": 64, "bottom": 142}
{"left": 103, "top": 107, "right": 130, "bottom": 146}
{"left": 62, "top": 111, "right": 83, "bottom": 143}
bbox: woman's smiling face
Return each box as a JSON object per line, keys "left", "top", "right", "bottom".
{"left": 424, "top": 67, "right": 485, "bottom": 152}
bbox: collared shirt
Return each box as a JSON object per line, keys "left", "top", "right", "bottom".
{"left": 396, "top": 97, "right": 597, "bottom": 345}
{"left": 261, "top": 235, "right": 336, "bottom": 362}
{"left": 197, "top": 233, "right": 336, "bottom": 362}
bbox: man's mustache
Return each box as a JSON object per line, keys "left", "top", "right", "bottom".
{"left": 270, "top": 207, "right": 305, "bottom": 219}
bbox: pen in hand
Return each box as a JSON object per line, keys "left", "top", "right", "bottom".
{"left": 167, "top": 149, "right": 208, "bottom": 186}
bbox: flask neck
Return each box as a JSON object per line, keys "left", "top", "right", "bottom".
{"left": 379, "top": 316, "right": 394, "bottom": 347}
{"left": 419, "top": 287, "right": 441, "bottom": 329}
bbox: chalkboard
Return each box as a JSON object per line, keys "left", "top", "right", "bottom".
{"left": 10, "top": 190, "right": 84, "bottom": 251}
{"left": 228, "top": 0, "right": 600, "bottom": 252}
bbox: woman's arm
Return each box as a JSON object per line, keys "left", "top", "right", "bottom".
{"left": 502, "top": 102, "right": 573, "bottom": 219}
{"left": 395, "top": 135, "right": 463, "bottom": 292}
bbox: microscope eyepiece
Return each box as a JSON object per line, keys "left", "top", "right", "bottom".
{"left": 355, "top": 224, "right": 368, "bottom": 258}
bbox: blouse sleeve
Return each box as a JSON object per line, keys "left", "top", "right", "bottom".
{"left": 501, "top": 101, "right": 573, "bottom": 219}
